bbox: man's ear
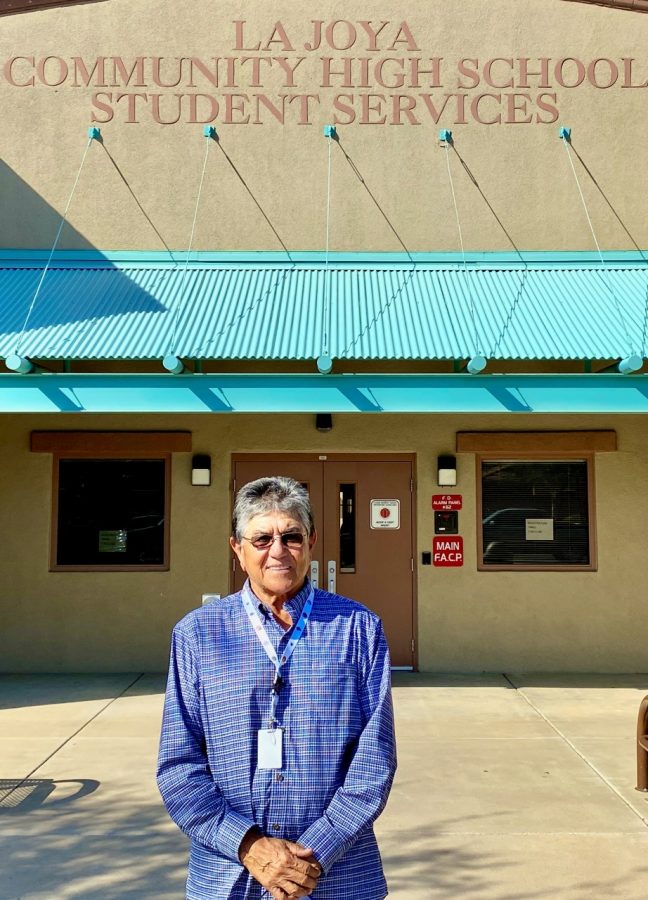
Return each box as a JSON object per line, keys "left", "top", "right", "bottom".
{"left": 308, "top": 529, "right": 318, "bottom": 550}
{"left": 229, "top": 536, "right": 247, "bottom": 573}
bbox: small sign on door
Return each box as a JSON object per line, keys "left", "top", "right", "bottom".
{"left": 370, "top": 499, "right": 401, "bottom": 529}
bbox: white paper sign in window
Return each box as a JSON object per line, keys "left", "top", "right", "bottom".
{"left": 525, "top": 518, "right": 554, "bottom": 541}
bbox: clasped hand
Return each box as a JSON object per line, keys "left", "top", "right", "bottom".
{"left": 239, "top": 832, "right": 322, "bottom": 900}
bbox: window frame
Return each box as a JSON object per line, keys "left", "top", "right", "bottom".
{"left": 50, "top": 449, "right": 172, "bottom": 572}
{"left": 476, "top": 451, "right": 597, "bottom": 572}
{"left": 32, "top": 432, "right": 189, "bottom": 573}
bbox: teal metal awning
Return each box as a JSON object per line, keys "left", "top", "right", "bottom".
{"left": 3, "top": 250, "right": 648, "bottom": 415}
{"left": 1, "top": 250, "right": 648, "bottom": 363}
{"left": 1, "top": 373, "right": 647, "bottom": 414}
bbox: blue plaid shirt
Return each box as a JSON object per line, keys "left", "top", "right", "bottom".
{"left": 157, "top": 581, "right": 396, "bottom": 899}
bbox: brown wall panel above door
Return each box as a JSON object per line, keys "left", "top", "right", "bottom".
{"left": 0, "top": 0, "right": 104, "bottom": 13}
{"left": 562, "top": 0, "right": 648, "bottom": 12}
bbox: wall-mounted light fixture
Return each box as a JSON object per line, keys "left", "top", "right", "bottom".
{"left": 191, "top": 454, "right": 211, "bottom": 486}
{"left": 437, "top": 455, "right": 457, "bottom": 487}
{"left": 315, "top": 413, "right": 333, "bottom": 432}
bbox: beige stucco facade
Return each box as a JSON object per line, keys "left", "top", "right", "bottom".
{"left": 1, "top": 0, "right": 648, "bottom": 253}
{"left": 1, "top": 0, "right": 648, "bottom": 672}
{"left": 0, "top": 410, "right": 646, "bottom": 673}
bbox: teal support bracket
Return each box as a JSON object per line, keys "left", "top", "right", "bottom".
{"left": 323, "top": 125, "right": 337, "bottom": 139}
{"left": 598, "top": 355, "right": 643, "bottom": 374}
{"left": 88, "top": 126, "right": 101, "bottom": 141}
{"left": 439, "top": 129, "right": 453, "bottom": 143}
{"left": 162, "top": 354, "right": 186, "bottom": 375}
{"left": 465, "top": 356, "right": 488, "bottom": 375}
{"left": 6, "top": 354, "right": 35, "bottom": 374}
{"left": 559, "top": 126, "right": 571, "bottom": 141}
{"left": 618, "top": 355, "right": 643, "bottom": 374}
{"left": 317, "top": 354, "right": 333, "bottom": 374}
{"left": 203, "top": 125, "right": 217, "bottom": 139}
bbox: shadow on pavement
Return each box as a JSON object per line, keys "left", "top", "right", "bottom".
{"left": 0, "top": 673, "right": 166, "bottom": 710}
{"left": 0, "top": 800, "right": 187, "bottom": 899}
{"left": 379, "top": 818, "right": 648, "bottom": 899}
{"left": 0, "top": 777, "right": 100, "bottom": 812}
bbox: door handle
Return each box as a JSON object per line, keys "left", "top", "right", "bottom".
{"left": 310, "top": 560, "right": 320, "bottom": 590}
{"left": 327, "top": 560, "right": 336, "bottom": 594}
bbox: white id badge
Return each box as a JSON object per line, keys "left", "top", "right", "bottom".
{"left": 257, "top": 728, "right": 283, "bottom": 770}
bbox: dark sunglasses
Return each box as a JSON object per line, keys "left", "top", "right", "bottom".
{"left": 242, "top": 531, "right": 306, "bottom": 551}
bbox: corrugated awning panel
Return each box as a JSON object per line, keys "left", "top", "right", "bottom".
{"left": 0, "top": 261, "right": 647, "bottom": 361}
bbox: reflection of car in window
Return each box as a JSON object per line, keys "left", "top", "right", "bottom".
{"left": 482, "top": 507, "right": 545, "bottom": 529}
{"left": 128, "top": 514, "right": 165, "bottom": 534}
{"left": 482, "top": 507, "right": 588, "bottom": 565}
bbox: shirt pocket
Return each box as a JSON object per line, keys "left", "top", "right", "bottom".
{"left": 292, "top": 662, "right": 363, "bottom": 737}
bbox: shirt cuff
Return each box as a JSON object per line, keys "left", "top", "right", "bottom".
{"left": 215, "top": 810, "right": 258, "bottom": 862}
{"left": 298, "top": 816, "right": 349, "bottom": 873}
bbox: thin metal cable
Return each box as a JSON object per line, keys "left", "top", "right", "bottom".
{"left": 445, "top": 141, "right": 480, "bottom": 356}
{"left": 169, "top": 136, "right": 212, "bottom": 355}
{"left": 490, "top": 268, "right": 529, "bottom": 359}
{"left": 562, "top": 138, "right": 604, "bottom": 263}
{"left": 334, "top": 138, "right": 417, "bottom": 359}
{"left": 642, "top": 284, "right": 648, "bottom": 356}
{"left": 561, "top": 136, "right": 634, "bottom": 351}
{"left": 321, "top": 135, "right": 333, "bottom": 360}
{"left": 15, "top": 137, "right": 94, "bottom": 355}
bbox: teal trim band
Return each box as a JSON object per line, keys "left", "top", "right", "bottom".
{"left": 1, "top": 249, "right": 648, "bottom": 269}
{"left": 0, "top": 373, "right": 646, "bottom": 414}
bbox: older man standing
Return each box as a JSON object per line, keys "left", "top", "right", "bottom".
{"left": 157, "top": 476, "right": 396, "bottom": 900}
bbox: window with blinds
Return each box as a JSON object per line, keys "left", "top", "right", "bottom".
{"left": 480, "top": 459, "right": 593, "bottom": 569}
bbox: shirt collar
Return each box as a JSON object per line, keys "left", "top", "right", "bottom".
{"left": 282, "top": 578, "right": 312, "bottom": 621}
{"left": 247, "top": 578, "right": 312, "bottom": 621}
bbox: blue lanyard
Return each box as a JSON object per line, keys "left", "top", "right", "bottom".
{"left": 242, "top": 582, "right": 314, "bottom": 727}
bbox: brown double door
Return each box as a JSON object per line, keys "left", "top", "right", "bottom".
{"left": 232, "top": 455, "right": 416, "bottom": 668}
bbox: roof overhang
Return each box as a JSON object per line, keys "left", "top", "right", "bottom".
{"left": 1, "top": 373, "right": 647, "bottom": 414}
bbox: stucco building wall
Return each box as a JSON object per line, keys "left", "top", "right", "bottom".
{"left": 1, "top": 0, "right": 647, "bottom": 253}
{"left": 0, "top": 411, "right": 646, "bottom": 673}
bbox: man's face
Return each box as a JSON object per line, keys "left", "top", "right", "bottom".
{"left": 230, "top": 511, "right": 316, "bottom": 604}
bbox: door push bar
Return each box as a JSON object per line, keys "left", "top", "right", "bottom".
{"left": 636, "top": 693, "right": 648, "bottom": 792}
{"left": 327, "top": 560, "right": 336, "bottom": 594}
{"left": 310, "top": 560, "right": 319, "bottom": 590}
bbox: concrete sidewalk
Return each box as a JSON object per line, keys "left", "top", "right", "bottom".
{"left": 1, "top": 673, "right": 647, "bottom": 899}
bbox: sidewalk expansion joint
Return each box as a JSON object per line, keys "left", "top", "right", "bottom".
{"left": 503, "top": 673, "right": 648, "bottom": 831}
{"left": 0, "top": 673, "right": 145, "bottom": 808}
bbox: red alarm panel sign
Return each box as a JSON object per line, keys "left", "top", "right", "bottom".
{"left": 432, "top": 494, "right": 462, "bottom": 511}
{"left": 433, "top": 536, "right": 464, "bottom": 567}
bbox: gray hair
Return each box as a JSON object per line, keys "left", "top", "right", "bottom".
{"left": 232, "top": 476, "right": 314, "bottom": 541}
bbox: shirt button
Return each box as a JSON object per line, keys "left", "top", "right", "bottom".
{"left": 272, "top": 823, "right": 280, "bottom": 831}
{"left": 275, "top": 774, "right": 284, "bottom": 782}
